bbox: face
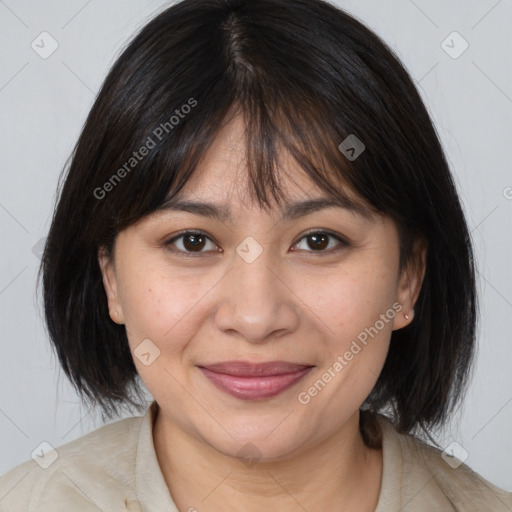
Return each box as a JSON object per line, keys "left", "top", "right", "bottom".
{"left": 99, "top": 114, "right": 423, "bottom": 461}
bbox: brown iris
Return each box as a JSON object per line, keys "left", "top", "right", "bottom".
{"left": 306, "top": 233, "right": 329, "bottom": 251}
{"left": 182, "top": 233, "right": 207, "bottom": 252}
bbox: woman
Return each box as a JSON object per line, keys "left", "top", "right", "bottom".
{"left": 1, "top": 0, "right": 510, "bottom": 510}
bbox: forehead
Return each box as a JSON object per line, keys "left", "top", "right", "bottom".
{"left": 178, "top": 113, "right": 296, "bottom": 203}
{"left": 167, "top": 113, "right": 369, "bottom": 218}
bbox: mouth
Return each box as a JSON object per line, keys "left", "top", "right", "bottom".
{"left": 197, "top": 360, "right": 315, "bottom": 400}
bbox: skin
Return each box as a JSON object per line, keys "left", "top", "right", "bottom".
{"left": 99, "top": 113, "right": 426, "bottom": 511}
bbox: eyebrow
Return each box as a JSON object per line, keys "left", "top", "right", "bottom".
{"left": 156, "top": 196, "right": 374, "bottom": 223}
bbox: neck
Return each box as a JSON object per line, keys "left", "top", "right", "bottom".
{"left": 152, "top": 405, "right": 383, "bottom": 512}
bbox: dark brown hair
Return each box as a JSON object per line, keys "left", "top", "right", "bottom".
{"left": 40, "top": 0, "right": 477, "bottom": 439}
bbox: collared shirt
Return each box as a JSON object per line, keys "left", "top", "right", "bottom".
{"left": 1, "top": 400, "right": 511, "bottom": 511}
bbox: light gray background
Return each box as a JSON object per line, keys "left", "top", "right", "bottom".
{"left": 1, "top": 0, "right": 511, "bottom": 491}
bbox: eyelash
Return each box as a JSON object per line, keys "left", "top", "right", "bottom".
{"left": 163, "top": 229, "right": 350, "bottom": 257}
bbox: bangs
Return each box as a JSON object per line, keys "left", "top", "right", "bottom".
{"left": 151, "top": 99, "right": 377, "bottom": 222}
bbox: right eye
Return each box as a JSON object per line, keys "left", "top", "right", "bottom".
{"left": 164, "top": 230, "right": 221, "bottom": 257}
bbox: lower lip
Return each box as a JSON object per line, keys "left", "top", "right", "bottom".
{"left": 198, "top": 367, "right": 314, "bottom": 400}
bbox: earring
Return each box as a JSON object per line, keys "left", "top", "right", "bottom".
{"left": 405, "top": 313, "right": 409, "bottom": 320}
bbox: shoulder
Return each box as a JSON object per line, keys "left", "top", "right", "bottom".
{"left": 0, "top": 411, "right": 146, "bottom": 512}
{"left": 376, "top": 414, "right": 512, "bottom": 511}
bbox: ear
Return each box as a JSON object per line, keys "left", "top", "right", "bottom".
{"left": 98, "top": 246, "right": 125, "bottom": 325}
{"left": 393, "top": 236, "right": 427, "bottom": 331}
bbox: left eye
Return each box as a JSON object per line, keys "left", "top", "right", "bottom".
{"left": 292, "top": 231, "right": 348, "bottom": 254}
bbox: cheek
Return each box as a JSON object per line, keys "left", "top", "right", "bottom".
{"left": 307, "top": 262, "right": 398, "bottom": 341}
{"left": 297, "top": 267, "right": 396, "bottom": 420}
{"left": 118, "top": 263, "right": 207, "bottom": 350}
{"left": 300, "top": 257, "right": 398, "bottom": 402}
{"left": 117, "top": 262, "right": 213, "bottom": 397}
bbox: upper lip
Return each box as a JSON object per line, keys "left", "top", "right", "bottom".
{"left": 198, "top": 361, "right": 314, "bottom": 376}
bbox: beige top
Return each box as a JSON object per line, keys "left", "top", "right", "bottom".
{"left": 1, "top": 401, "right": 511, "bottom": 511}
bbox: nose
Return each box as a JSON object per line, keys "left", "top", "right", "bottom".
{"left": 214, "top": 244, "right": 300, "bottom": 344}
